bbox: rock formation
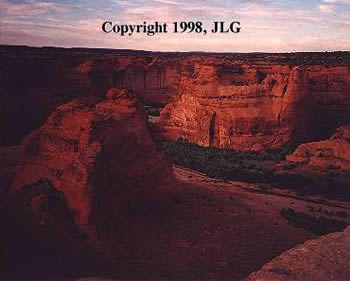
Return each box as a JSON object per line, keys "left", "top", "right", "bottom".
{"left": 0, "top": 146, "right": 21, "bottom": 195}
{"left": 11, "top": 88, "right": 173, "bottom": 228}
{"left": 0, "top": 46, "right": 184, "bottom": 145}
{"left": 287, "top": 126, "right": 350, "bottom": 171}
{"left": 246, "top": 226, "right": 350, "bottom": 281}
{"left": 1, "top": 46, "right": 349, "bottom": 151}
{"left": 3, "top": 46, "right": 350, "bottom": 280}
{"left": 159, "top": 61, "right": 350, "bottom": 151}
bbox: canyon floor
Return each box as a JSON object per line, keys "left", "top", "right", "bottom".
{"left": 1, "top": 46, "right": 349, "bottom": 280}
{"left": 3, "top": 152, "right": 349, "bottom": 280}
{"left": 106, "top": 165, "right": 348, "bottom": 280}
{"left": 82, "top": 165, "right": 350, "bottom": 280}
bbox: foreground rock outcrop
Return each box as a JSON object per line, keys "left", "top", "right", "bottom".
{"left": 11, "top": 88, "right": 173, "bottom": 228}
{"left": 0, "top": 146, "right": 21, "bottom": 195}
{"left": 287, "top": 126, "right": 350, "bottom": 171}
{"left": 159, "top": 62, "right": 350, "bottom": 151}
{"left": 0, "top": 46, "right": 184, "bottom": 145}
{"left": 246, "top": 226, "right": 350, "bottom": 281}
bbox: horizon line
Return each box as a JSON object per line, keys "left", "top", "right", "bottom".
{"left": 2, "top": 44, "right": 350, "bottom": 55}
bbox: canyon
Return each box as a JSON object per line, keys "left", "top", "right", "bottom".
{"left": 159, "top": 59, "right": 350, "bottom": 151}
{"left": 0, "top": 46, "right": 183, "bottom": 145}
{"left": 287, "top": 126, "right": 350, "bottom": 171}
{"left": 1, "top": 45, "right": 349, "bottom": 151}
{"left": 11, "top": 88, "right": 174, "bottom": 227}
{"left": 1, "top": 45, "right": 350, "bottom": 280}
{"left": 247, "top": 226, "right": 350, "bottom": 281}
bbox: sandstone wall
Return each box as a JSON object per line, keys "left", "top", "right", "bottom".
{"left": 287, "top": 126, "right": 350, "bottom": 170}
{"left": 159, "top": 60, "right": 350, "bottom": 151}
{"left": 11, "top": 89, "right": 173, "bottom": 227}
{"left": 246, "top": 226, "right": 350, "bottom": 281}
{"left": 0, "top": 47, "right": 184, "bottom": 145}
{"left": 1, "top": 46, "right": 349, "bottom": 151}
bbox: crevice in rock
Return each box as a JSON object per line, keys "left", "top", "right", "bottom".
{"left": 283, "top": 85, "right": 288, "bottom": 95}
{"left": 256, "top": 71, "right": 267, "bottom": 84}
{"left": 209, "top": 112, "right": 217, "bottom": 147}
{"left": 270, "top": 78, "right": 289, "bottom": 147}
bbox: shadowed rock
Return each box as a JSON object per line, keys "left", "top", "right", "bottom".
{"left": 287, "top": 126, "right": 350, "bottom": 171}
{"left": 2, "top": 46, "right": 349, "bottom": 150}
{"left": 159, "top": 64, "right": 350, "bottom": 151}
{"left": 11, "top": 88, "right": 174, "bottom": 228}
{"left": 246, "top": 226, "right": 350, "bottom": 281}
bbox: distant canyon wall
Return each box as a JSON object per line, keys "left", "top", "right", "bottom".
{"left": 0, "top": 46, "right": 184, "bottom": 145}
{"left": 159, "top": 59, "right": 350, "bottom": 151}
{"left": 1, "top": 46, "right": 349, "bottom": 150}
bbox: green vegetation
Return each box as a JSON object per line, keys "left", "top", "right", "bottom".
{"left": 147, "top": 108, "right": 161, "bottom": 117}
{"left": 280, "top": 208, "right": 348, "bottom": 236}
{"left": 161, "top": 140, "right": 350, "bottom": 201}
{"left": 275, "top": 52, "right": 348, "bottom": 66}
{"left": 307, "top": 206, "right": 349, "bottom": 218}
{"left": 161, "top": 140, "right": 296, "bottom": 182}
{"left": 162, "top": 139, "right": 293, "bottom": 163}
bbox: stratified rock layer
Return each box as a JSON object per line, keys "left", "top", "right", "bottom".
{"left": 246, "top": 226, "right": 350, "bottom": 281}
{"left": 287, "top": 126, "right": 350, "bottom": 171}
{"left": 2, "top": 46, "right": 349, "bottom": 149}
{"left": 0, "top": 47, "right": 184, "bottom": 145}
{"left": 11, "top": 88, "right": 173, "bottom": 226}
{"left": 160, "top": 62, "right": 350, "bottom": 151}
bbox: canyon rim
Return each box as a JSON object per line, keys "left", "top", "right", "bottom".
{"left": 1, "top": 0, "right": 350, "bottom": 280}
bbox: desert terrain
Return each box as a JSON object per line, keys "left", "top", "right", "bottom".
{"left": 0, "top": 45, "right": 350, "bottom": 280}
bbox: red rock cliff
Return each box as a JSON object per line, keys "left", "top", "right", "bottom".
{"left": 286, "top": 126, "right": 350, "bottom": 171}
{"left": 159, "top": 59, "right": 350, "bottom": 151}
{"left": 11, "top": 88, "right": 173, "bottom": 227}
{"left": 246, "top": 226, "right": 350, "bottom": 281}
{"left": 2, "top": 46, "right": 349, "bottom": 150}
{"left": 0, "top": 46, "right": 184, "bottom": 145}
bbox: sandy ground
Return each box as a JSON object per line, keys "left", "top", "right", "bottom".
{"left": 2, "top": 150, "right": 350, "bottom": 280}
{"left": 97, "top": 166, "right": 350, "bottom": 280}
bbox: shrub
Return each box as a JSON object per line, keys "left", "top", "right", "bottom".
{"left": 147, "top": 108, "right": 161, "bottom": 117}
{"left": 280, "top": 208, "right": 348, "bottom": 235}
{"left": 335, "top": 211, "right": 349, "bottom": 218}
{"left": 161, "top": 140, "right": 350, "bottom": 201}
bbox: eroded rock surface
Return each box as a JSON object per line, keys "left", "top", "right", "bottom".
{"left": 287, "top": 126, "right": 350, "bottom": 171}
{"left": 0, "top": 46, "right": 184, "bottom": 145}
{"left": 0, "top": 146, "right": 21, "bottom": 195}
{"left": 11, "top": 88, "right": 173, "bottom": 227}
{"left": 159, "top": 62, "right": 350, "bottom": 151}
{"left": 2, "top": 46, "right": 349, "bottom": 150}
{"left": 246, "top": 226, "right": 350, "bottom": 281}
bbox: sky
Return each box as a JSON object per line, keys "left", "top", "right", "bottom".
{"left": 0, "top": 0, "right": 350, "bottom": 52}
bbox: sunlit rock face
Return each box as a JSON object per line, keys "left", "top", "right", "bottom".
{"left": 159, "top": 61, "right": 350, "bottom": 151}
{"left": 246, "top": 226, "right": 350, "bottom": 281}
{"left": 287, "top": 126, "right": 350, "bottom": 171}
{"left": 2, "top": 46, "right": 349, "bottom": 150}
{"left": 0, "top": 47, "right": 184, "bottom": 146}
{"left": 11, "top": 88, "right": 174, "bottom": 227}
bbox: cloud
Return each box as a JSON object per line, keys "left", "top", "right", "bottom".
{"left": 113, "top": 0, "right": 138, "bottom": 6}
{"left": 0, "top": 0, "right": 349, "bottom": 51}
{"left": 323, "top": 0, "right": 350, "bottom": 4}
{"left": 0, "top": 0, "right": 82, "bottom": 19}
{"left": 237, "top": 4, "right": 321, "bottom": 23}
{"left": 318, "top": 4, "right": 334, "bottom": 13}
{"left": 151, "top": 0, "right": 181, "bottom": 5}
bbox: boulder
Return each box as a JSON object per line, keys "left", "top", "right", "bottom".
{"left": 246, "top": 226, "right": 350, "bottom": 281}
{"left": 287, "top": 126, "right": 350, "bottom": 171}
